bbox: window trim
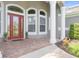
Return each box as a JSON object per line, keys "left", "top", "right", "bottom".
{"left": 38, "top": 9, "right": 47, "bottom": 35}
{"left": 26, "top": 8, "right": 37, "bottom": 35}
{"left": 0, "top": 2, "right": 4, "bottom": 37}
{"left": 8, "top": 10, "right": 24, "bottom": 15}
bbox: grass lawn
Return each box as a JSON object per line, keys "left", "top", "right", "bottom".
{"left": 56, "top": 39, "right": 79, "bottom": 58}
{"left": 68, "top": 40, "right": 79, "bottom": 57}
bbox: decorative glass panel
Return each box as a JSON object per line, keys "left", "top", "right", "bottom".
{"left": 8, "top": 6, "right": 23, "bottom": 13}
{"left": 7, "top": 15, "right": 10, "bottom": 37}
{"left": 40, "top": 17, "right": 45, "bottom": 25}
{"left": 40, "top": 11, "right": 45, "bottom": 16}
{"left": 40, "top": 25, "right": 45, "bottom": 32}
{"left": 13, "top": 16, "right": 19, "bottom": 36}
{"left": 28, "top": 25, "right": 35, "bottom": 32}
{"left": 28, "top": 9, "right": 35, "bottom": 14}
{"left": 20, "top": 17, "right": 24, "bottom": 33}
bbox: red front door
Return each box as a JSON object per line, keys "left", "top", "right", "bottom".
{"left": 8, "top": 13, "right": 24, "bottom": 40}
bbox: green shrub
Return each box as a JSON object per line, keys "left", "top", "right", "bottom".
{"left": 69, "top": 23, "right": 79, "bottom": 39}
{"left": 25, "top": 32, "right": 28, "bottom": 39}
{"left": 3, "top": 32, "right": 8, "bottom": 38}
{"left": 76, "top": 51, "right": 79, "bottom": 57}
{"left": 68, "top": 44, "right": 79, "bottom": 57}
{"left": 3, "top": 32, "right": 8, "bottom": 41}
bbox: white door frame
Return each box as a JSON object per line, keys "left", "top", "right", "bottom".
{"left": 6, "top": 4, "right": 26, "bottom": 39}
{"left": 26, "top": 8, "right": 37, "bottom": 35}
{"left": 0, "top": 2, "right": 4, "bottom": 37}
{"left": 38, "top": 9, "right": 47, "bottom": 35}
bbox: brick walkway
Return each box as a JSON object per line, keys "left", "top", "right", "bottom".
{"left": 0, "top": 38, "right": 50, "bottom": 58}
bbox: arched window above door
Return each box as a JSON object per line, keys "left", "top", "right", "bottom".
{"left": 8, "top": 5, "right": 23, "bottom": 13}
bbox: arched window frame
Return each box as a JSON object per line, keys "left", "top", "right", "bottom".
{"left": 26, "top": 8, "right": 37, "bottom": 35}
{"left": 8, "top": 6, "right": 23, "bottom": 13}
{"left": 6, "top": 4, "right": 24, "bottom": 15}
{"left": 38, "top": 9, "right": 47, "bottom": 35}
{"left": 6, "top": 4, "right": 26, "bottom": 39}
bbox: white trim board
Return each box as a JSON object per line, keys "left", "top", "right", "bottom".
{"left": 0, "top": 2, "right": 4, "bottom": 37}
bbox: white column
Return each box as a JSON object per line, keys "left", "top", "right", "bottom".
{"left": 50, "top": 1, "right": 56, "bottom": 44}
{"left": 1, "top": 2, "right": 4, "bottom": 37}
{"left": 61, "top": 7, "right": 65, "bottom": 40}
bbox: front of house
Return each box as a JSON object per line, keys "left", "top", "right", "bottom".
{"left": 0, "top": 1, "right": 65, "bottom": 44}
{"left": 0, "top": 1, "right": 79, "bottom": 58}
{"left": 0, "top": 1, "right": 50, "bottom": 40}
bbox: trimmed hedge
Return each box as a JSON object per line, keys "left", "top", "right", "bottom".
{"left": 69, "top": 23, "right": 79, "bottom": 39}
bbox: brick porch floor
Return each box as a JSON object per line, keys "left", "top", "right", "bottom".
{"left": 0, "top": 38, "right": 50, "bottom": 58}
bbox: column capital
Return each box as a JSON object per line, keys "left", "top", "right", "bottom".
{"left": 49, "top": 1, "right": 56, "bottom": 6}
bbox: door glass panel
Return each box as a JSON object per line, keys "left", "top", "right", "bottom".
{"left": 7, "top": 15, "right": 10, "bottom": 37}
{"left": 13, "top": 16, "right": 19, "bottom": 36}
{"left": 28, "top": 16, "right": 35, "bottom": 32}
{"left": 20, "top": 17, "right": 24, "bottom": 38}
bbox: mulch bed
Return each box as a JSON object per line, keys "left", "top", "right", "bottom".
{"left": 55, "top": 41, "right": 68, "bottom": 52}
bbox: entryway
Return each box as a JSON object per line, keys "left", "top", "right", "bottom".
{"left": 8, "top": 13, "right": 24, "bottom": 40}
{"left": 6, "top": 4, "right": 25, "bottom": 40}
